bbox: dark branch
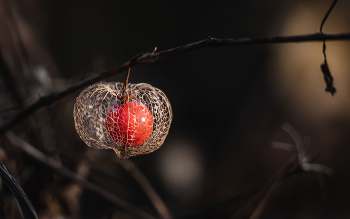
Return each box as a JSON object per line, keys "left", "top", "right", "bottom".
{"left": 0, "top": 161, "right": 38, "bottom": 219}
{"left": 1, "top": 32, "right": 350, "bottom": 136}
{"left": 90, "top": 153, "right": 172, "bottom": 219}
{"left": 114, "top": 158, "right": 172, "bottom": 219}
{"left": 319, "top": 0, "right": 338, "bottom": 33}
{"left": 174, "top": 163, "right": 302, "bottom": 219}
{"left": 6, "top": 132, "right": 156, "bottom": 219}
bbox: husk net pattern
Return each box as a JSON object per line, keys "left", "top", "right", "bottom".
{"left": 73, "top": 82, "right": 172, "bottom": 158}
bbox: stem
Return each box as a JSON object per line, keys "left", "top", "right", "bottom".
{"left": 122, "top": 68, "right": 131, "bottom": 104}
{"left": 319, "top": 0, "right": 338, "bottom": 33}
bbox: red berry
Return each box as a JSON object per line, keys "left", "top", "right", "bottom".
{"left": 105, "top": 101, "right": 153, "bottom": 147}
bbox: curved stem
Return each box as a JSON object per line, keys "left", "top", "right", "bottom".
{"left": 123, "top": 68, "right": 131, "bottom": 95}
{"left": 319, "top": 0, "right": 338, "bottom": 33}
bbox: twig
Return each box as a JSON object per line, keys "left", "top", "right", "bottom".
{"left": 5, "top": 132, "right": 157, "bottom": 219}
{"left": 246, "top": 157, "right": 297, "bottom": 219}
{"left": 319, "top": 0, "right": 338, "bottom": 33}
{"left": 230, "top": 155, "right": 298, "bottom": 219}
{"left": 319, "top": 0, "right": 338, "bottom": 96}
{"left": 229, "top": 186, "right": 269, "bottom": 219}
{"left": 175, "top": 156, "right": 301, "bottom": 219}
{"left": 88, "top": 152, "right": 171, "bottom": 218}
{"left": 248, "top": 182, "right": 280, "bottom": 219}
{"left": 114, "top": 158, "right": 172, "bottom": 219}
{"left": 0, "top": 32, "right": 350, "bottom": 136}
{"left": 0, "top": 160, "right": 38, "bottom": 219}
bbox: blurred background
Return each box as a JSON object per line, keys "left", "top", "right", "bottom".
{"left": 1, "top": 0, "right": 350, "bottom": 218}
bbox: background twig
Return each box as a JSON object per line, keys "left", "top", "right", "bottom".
{"left": 175, "top": 155, "right": 301, "bottom": 219}
{"left": 114, "top": 158, "right": 172, "bottom": 219}
{"left": 89, "top": 153, "right": 172, "bottom": 219}
{"left": 5, "top": 132, "right": 156, "bottom": 219}
{"left": 0, "top": 160, "right": 38, "bottom": 219}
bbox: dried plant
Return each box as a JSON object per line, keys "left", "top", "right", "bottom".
{"left": 73, "top": 82, "right": 172, "bottom": 158}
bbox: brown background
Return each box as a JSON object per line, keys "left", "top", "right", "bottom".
{"left": 1, "top": 0, "right": 350, "bottom": 218}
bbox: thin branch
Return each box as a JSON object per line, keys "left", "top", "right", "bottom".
{"left": 229, "top": 185, "right": 269, "bottom": 219}
{"left": 88, "top": 153, "right": 172, "bottom": 218}
{"left": 114, "top": 158, "right": 172, "bottom": 219}
{"left": 1, "top": 32, "right": 350, "bottom": 136}
{"left": 5, "top": 132, "right": 157, "bottom": 219}
{"left": 230, "top": 155, "right": 298, "bottom": 219}
{"left": 319, "top": 0, "right": 338, "bottom": 33}
{"left": 0, "top": 160, "right": 38, "bottom": 219}
{"left": 248, "top": 181, "right": 280, "bottom": 219}
{"left": 175, "top": 156, "right": 301, "bottom": 219}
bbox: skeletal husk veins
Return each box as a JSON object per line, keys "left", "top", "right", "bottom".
{"left": 73, "top": 82, "right": 172, "bottom": 158}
